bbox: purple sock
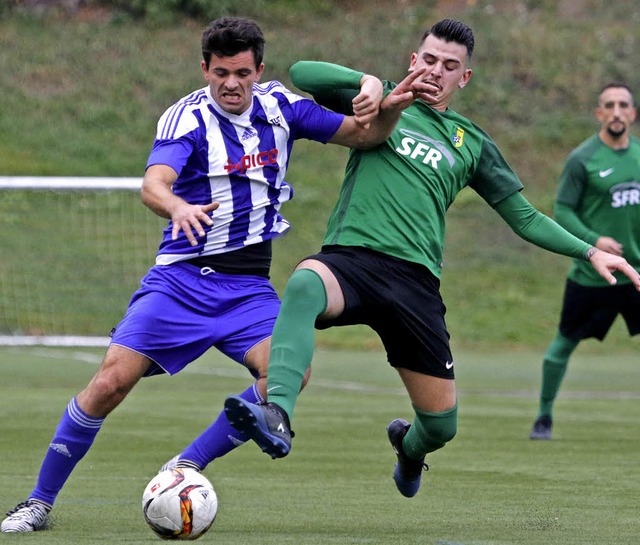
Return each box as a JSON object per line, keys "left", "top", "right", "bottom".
{"left": 180, "top": 383, "right": 263, "bottom": 469}
{"left": 30, "top": 397, "right": 104, "bottom": 506}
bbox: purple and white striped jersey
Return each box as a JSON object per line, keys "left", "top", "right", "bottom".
{"left": 146, "top": 81, "right": 345, "bottom": 265}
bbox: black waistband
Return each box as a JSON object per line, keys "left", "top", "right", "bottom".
{"left": 186, "top": 240, "right": 272, "bottom": 278}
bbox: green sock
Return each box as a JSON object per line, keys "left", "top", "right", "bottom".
{"left": 266, "top": 268, "right": 327, "bottom": 421}
{"left": 403, "top": 404, "right": 458, "bottom": 460}
{"left": 537, "top": 332, "right": 578, "bottom": 418}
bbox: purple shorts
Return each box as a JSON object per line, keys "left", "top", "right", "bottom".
{"left": 110, "top": 262, "right": 280, "bottom": 376}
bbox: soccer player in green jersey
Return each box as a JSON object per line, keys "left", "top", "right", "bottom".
{"left": 224, "top": 19, "right": 640, "bottom": 497}
{"left": 530, "top": 83, "right": 640, "bottom": 440}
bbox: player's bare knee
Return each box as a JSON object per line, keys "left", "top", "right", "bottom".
{"left": 245, "top": 337, "right": 270, "bottom": 376}
{"left": 80, "top": 373, "right": 130, "bottom": 415}
{"left": 79, "top": 356, "right": 143, "bottom": 415}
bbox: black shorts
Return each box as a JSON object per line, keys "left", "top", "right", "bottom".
{"left": 559, "top": 279, "right": 640, "bottom": 341}
{"left": 307, "top": 245, "right": 454, "bottom": 379}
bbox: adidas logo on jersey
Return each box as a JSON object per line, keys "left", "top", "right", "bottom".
{"left": 241, "top": 128, "right": 257, "bottom": 141}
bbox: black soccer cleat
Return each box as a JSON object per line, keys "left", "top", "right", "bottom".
{"left": 387, "top": 418, "right": 428, "bottom": 498}
{"left": 529, "top": 415, "right": 553, "bottom": 440}
{"left": 224, "top": 396, "right": 293, "bottom": 459}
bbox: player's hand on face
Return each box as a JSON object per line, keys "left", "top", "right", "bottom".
{"left": 410, "top": 78, "right": 436, "bottom": 103}
{"left": 380, "top": 67, "right": 427, "bottom": 111}
{"left": 352, "top": 75, "right": 384, "bottom": 129}
{"left": 171, "top": 201, "right": 219, "bottom": 245}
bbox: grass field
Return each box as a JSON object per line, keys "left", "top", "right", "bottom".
{"left": 1, "top": 345, "right": 638, "bottom": 544}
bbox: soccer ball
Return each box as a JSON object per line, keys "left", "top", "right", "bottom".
{"left": 142, "top": 468, "right": 218, "bottom": 540}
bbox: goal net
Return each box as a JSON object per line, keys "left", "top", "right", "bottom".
{"left": 0, "top": 177, "right": 165, "bottom": 346}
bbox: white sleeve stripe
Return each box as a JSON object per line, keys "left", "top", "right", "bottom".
{"left": 254, "top": 80, "right": 288, "bottom": 96}
{"left": 159, "top": 90, "right": 207, "bottom": 140}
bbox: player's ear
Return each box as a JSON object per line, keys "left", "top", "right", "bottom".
{"left": 458, "top": 68, "right": 472, "bottom": 89}
{"left": 594, "top": 105, "right": 605, "bottom": 123}
{"left": 408, "top": 52, "right": 418, "bottom": 73}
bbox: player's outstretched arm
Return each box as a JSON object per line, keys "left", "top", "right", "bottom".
{"left": 586, "top": 247, "right": 640, "bottom": 290}
{"left": 494, "top": 191, "right": 640, "bottom": 291}
{"left": 290, "top": 60, "right": 425, "bottom": 149}
{"left": 142, "top": 164, "right": 219, "bottom": 246}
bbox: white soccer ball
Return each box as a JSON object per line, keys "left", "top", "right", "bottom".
{"left": 142, "top": 468, "right": 218, "bottom": 540}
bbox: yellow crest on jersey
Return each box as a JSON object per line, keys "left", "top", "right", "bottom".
{"left": 452, "top": 127, "right": 464, "bottom": 148}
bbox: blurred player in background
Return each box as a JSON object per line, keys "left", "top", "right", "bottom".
{"left": 224, "top": 20, "right": 640, "bottom": 499}
{"left": 1, "top": 16, "right": 423, "bottom": 532}
{"left": 529, "top": 83, "right": 640, "bottom": 440}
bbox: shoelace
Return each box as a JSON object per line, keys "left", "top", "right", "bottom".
{"left": 5, "top": 501, "right": 48, "bottom": 518}
{"left": 5, "top": 501, "right": 30, "bottom": 516}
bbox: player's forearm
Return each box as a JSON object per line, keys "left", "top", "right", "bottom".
{"left": 357, "top": 105, "right": 402, "bottom": 148}
{"left": 494, "top": 192, "right": 592, "bottom": 260}
{"left": 290, "top": 61, "right": 364, "bottom": 94}
{"left": 299, "top": 61, "right": 389, "bottom": 148}
{"left": 141, "top": 186, "right": 180, "bottom": 220}
{"left": 141, "top": 167, "right": 181, "bottom": 219}
{"left": 290, "top": 61, "right": 371, "bottom": 116}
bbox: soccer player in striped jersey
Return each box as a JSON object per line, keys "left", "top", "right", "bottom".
{"left": 530, "top": 83, "right": 640, "bottom": 440}
{"left": 224, "top": 19, "right": 640, "bottom": 499}
{"left": 1, "top": 17, "right": 425, "bottom": 533}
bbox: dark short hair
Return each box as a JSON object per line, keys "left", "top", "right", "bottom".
{"left": 201, "top": 17, "right": 265, "bottom": 69}
{"left": 421, "top": 19, "right": 475, "bottom": 60}
{"left": 598, "top": 82, "right": 634, "bottom": 103}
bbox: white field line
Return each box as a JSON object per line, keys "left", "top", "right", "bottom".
{"left": 8, "top": 347, "right": 640, "bottom": 400}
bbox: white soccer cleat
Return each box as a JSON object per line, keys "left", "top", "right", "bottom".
{"left": 1, "top": 500, "right": 50, "bottom": 533}
{"left": 159, "top": 454, "right": 180, "bottom": 473}
{"left": 159, "top": 453, "right": 202, "bottom": 473}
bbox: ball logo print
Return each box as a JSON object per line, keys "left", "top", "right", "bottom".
{"left": 142, "top": 468, "right": 218, "bottom": 540}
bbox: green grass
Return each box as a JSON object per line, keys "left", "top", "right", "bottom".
{"left": 1, "top": 345, "right": 638, "bottom": 544}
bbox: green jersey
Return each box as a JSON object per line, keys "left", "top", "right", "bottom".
{"left": 556, "top": 134, "right": 640, "bottom": 286}
{"left": 322, "top": 81, "right": 523, "bottom": 277}
{"left": 290, "top": 61, "right": 591, "bottom": 279}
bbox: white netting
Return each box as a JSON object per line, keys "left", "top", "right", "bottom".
{"left": 0, "top": 177, "right": 165, "bottom": 346}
